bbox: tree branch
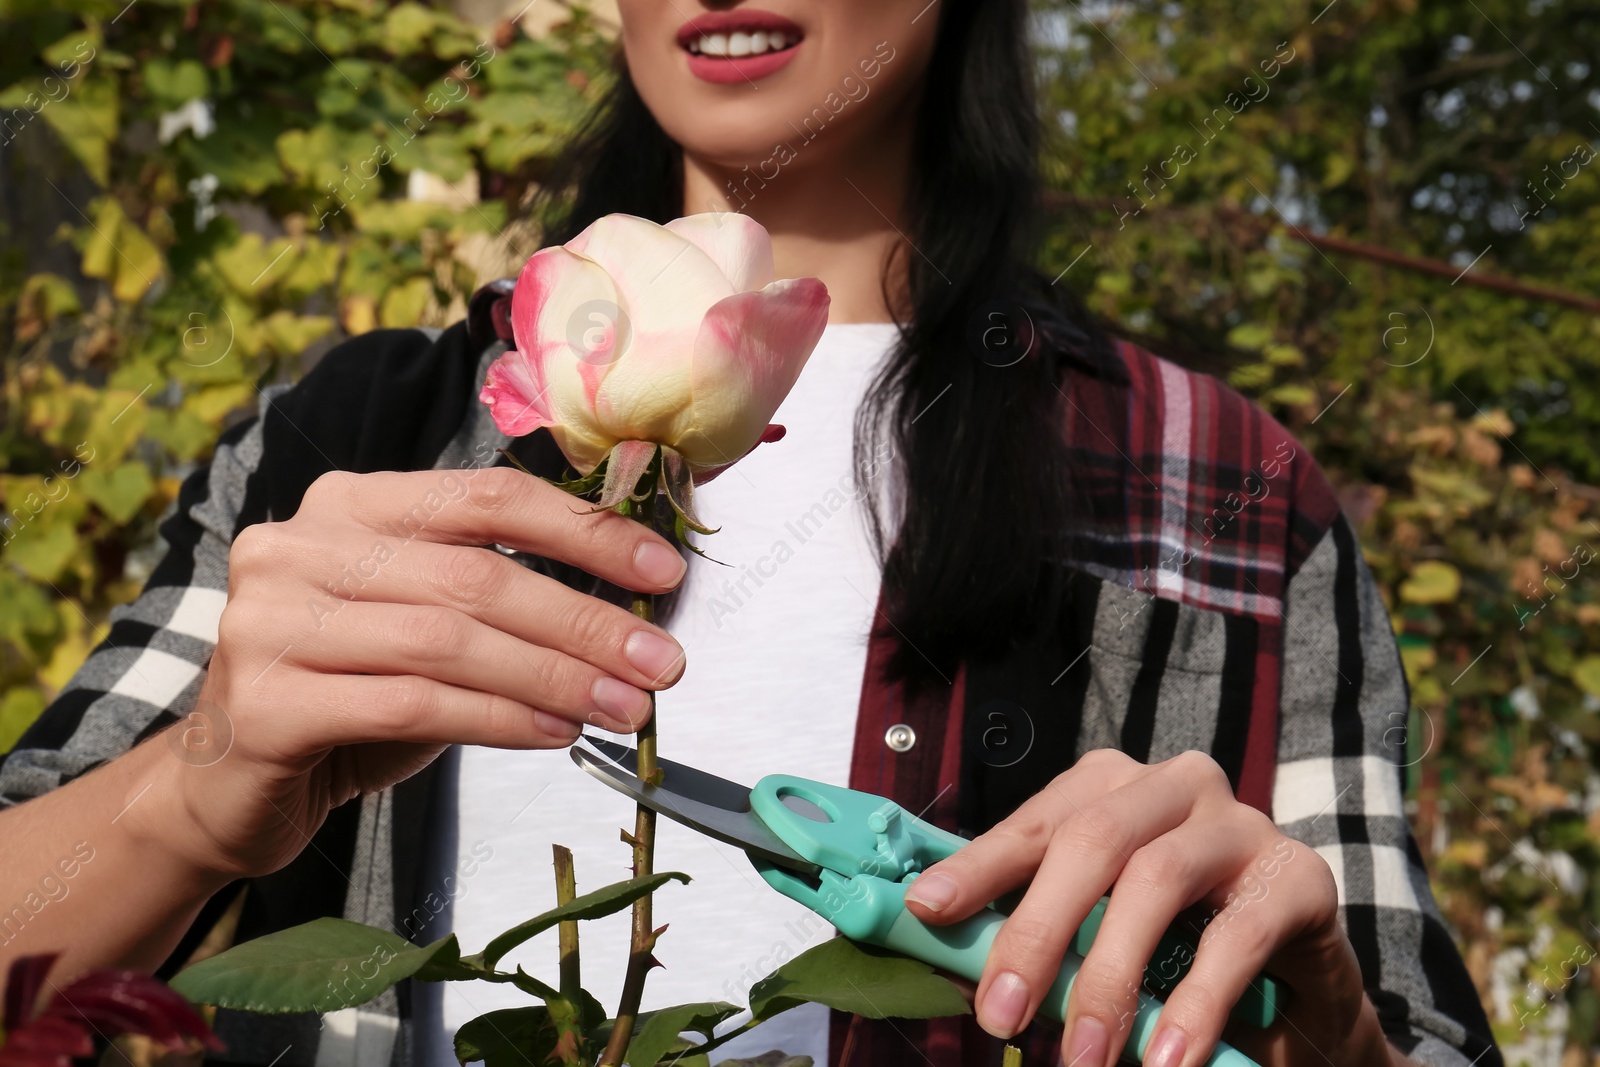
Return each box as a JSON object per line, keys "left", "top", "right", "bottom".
{"left": 1043, "top": 193, "right": 1600, "bottom": 314}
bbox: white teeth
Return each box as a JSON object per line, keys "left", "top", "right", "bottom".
{"left": 689, "top": 30, "right": 794, "bottom": 56}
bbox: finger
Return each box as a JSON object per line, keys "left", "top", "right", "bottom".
{"left": 296, "top": 600, "right": 652, "bottom": 733}
{"left": 300, "top": 467, "right": 688, "bottom": 593}
{"left": 307, "top": 539, "right": 685, "bottom": 688}
{"left": 1145, "top": 838, "right": 1338, "bottom": 1067}
{"left": 904, "top": 749, "right": 1146, "bottom": 924}
{"left": 1065, "top": 826, "right": 1255, "bottom": 1067}
{"left": 281, "top": 671, "right": 586, "bottom": 752}
{"left": 967, "top": 768, "right": 1203, "bottom": 1042}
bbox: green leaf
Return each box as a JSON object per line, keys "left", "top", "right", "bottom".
{"left": 0, "top": 688, "right": 48, "bottom": 753}
{"left": 20, "top": 272, "right": 82, "bottom": 319}
{"left": 260, "top": 311, "right": 335, "bottom": 357}
{"left": 383, "top": 2, "right": 439, "bottom": 54}
{"left": 214, "top": 234, "right": 296, "bottom": 294}
{"left": 78, "top": 461, "right": 154, "bottom": 524}
{"left": 747, "top": 940, "right": 969, "bottom": 1023}
{"left": 79, "top": 197, "right": 163, "bottom": 302}
{"left": 626, "top": 1002, "right": 742, "bottom": 1067}
{"left": 280, "top": 239, "right": 344, "bottom": 296}
{"left": 1399, "top": 560, "right": 1462, "bottom": 605}
{"left": 403, "top": 128, "right": 474, "bottom": 182}
{"left": 15, "top": 273, "right": 82, "bottom": 341}
{"left": 1324, "top": 152, "right": 1354, "bottom": 187}
{"left": 145, "top": 407, "right": 223, "bottom": 461}
{"left": 274, "top": 124, "right": 367, "bottom": 190}
{"left": 1264, "top": 383, "right": 1316, "bottom": 406}
{"left": 478, "top": 872, "right": 689, "bottom": 969}
{"left": 1262, "top": 343, "right": 1304, "bottom": 367}
{"left": 37, "top": 75, "right": 118, "bottom": 186}
{"left": 1226, "top": 362, "right": 1274, "bottom": 390}
{"left": 1226, "top": 323, "right": 1274, "bottom": 351}
{"left": 351, "top": 201, "right": 468, "bottom": 242}
{"left": 1572, "top": 656, "right": 1600, "bottom": 699}
{"left": 185, "top": 382, "right": 257, "bottom": 424}
{"left": 4, "top": 516, "right": 79, "bottom": 583}
{"left": 144, "top": 57, "right": 209, "bottom": 107}
{"left": 39, "top": 28, "right": 99, "bottom": 69}
{"left": 171, "top": 918, "right": 462, "bottom": 1013}
{"left": 0, "top": 571, "right": 60, "bottom": 649}
{"left": 379, "top": 275, "right": 435, "bottom": 328}
{"left": 452, "top": 1006, "right": 555, "bottom": 1067}
{"left": 81, "top": 388, "right": 148, "bottom": 464}
{"left": 314, "top": 15, "right": 363, "bottom": 55}
{"left": 183, "top": 117, "right": 286, "bottom": 194}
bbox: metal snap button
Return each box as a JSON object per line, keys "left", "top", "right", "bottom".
{"left": 885, "top": 723, "right": 916, "bottom": 753}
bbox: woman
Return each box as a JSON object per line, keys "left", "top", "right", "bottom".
{"left": 0, "top": 0, "right": 1500, "bottom": 1065}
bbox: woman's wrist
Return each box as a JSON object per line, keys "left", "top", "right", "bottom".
{"left": 118, "top": 731, "right": 252, "bottom": 892}
{"left": 1330, "top": 993, "right": 1411, "bottom": 1067}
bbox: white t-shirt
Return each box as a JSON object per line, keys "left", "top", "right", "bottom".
{"left": 417, "top": 322, "right": 899, "bottom": 1066}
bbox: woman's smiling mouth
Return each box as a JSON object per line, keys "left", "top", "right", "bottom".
{"left": 677, "top": 10, "right": 805, "bottom": 84}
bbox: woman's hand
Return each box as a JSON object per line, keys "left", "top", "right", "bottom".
{"left": 131, "top": 466, "right": 688, "bottom": 883}
{"left": 902, "top": 749, "right": 1407, "bottom": 1067}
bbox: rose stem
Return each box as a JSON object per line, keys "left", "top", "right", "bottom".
{"left": 553, "top": 845, "right": 579, "bottom": 998}
{"left": 600, "top": 460, "right": 662, "bottom": 1066}
{"left": 1002, "top": 1045, "right": 1022, "bottom": 1067}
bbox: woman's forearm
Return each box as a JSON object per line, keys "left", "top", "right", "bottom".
{"left": 0, "top": 735, "right": 230, "bottom": 981}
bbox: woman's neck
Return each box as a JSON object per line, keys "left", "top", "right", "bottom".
{"left": 680, "top": 129, "right": 913, "bottom": 325}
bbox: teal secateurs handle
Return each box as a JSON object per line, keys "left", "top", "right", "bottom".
{"left": 747, "top": 773, "right": 1282, "bottom": 1067}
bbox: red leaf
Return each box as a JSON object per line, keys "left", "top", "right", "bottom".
{"left": 3, "top": 956, "right": 57, "bottom": 1033}
{"left": 46, "top": 971, "right": 222, "bottom": 1052}
{"left": 1, "top": 960, "right": 221, "bottom": 1065}
{"left": 0, "top": 1015, "right": 93, "bottom": 1067}
{"left": 0, "top": 1047, "right": 73, "bottom": 1067}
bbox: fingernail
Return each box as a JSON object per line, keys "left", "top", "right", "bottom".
{"left": 904, "top": 871, "right": 958, "bottom": 912}
{"left": 981, "top": 972, "right": 1029, "bottom": 1039}
{"left": 591, "top": 677, "right": 649, "bottom": 726}
{"left": 625, "top": 630, "right": 683, "bottom": 684}
{"left": 1144, "top": 1027, "right": 1187, "bottom": 1067}
{"left": 533, "top": 711, "right": 582, "bottom": 740}
{"left": 1063, "top": 1015, "right": 1107, "bottom": 1067}
{"left": 634, "top": 540, "right": 686, "bottom": 586}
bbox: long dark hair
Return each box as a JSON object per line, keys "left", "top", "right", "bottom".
{"left": 536, "top": 0, "right": 1112, "bottom": 685}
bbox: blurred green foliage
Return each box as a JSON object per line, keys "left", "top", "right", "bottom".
{"left": 1033, "top": 0, "right": 1600, "bottom": 1060}
{"left": 2, "top": 0, "right": 1600, "bottom": 1061}
{"left": 0, "top": 0, "right": 608, "bottom": 745}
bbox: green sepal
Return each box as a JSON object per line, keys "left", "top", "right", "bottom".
{"left": 595, "top": 440, "right": 660, "bottom": 510}
{"left": 495, "top": 447, "right": 537, "bottom": 477}
{"left": 674, "top": 512, "right": 725, "bottom": 565}
{"left": 660, "top": 447, "right": 718, "bottom": 535}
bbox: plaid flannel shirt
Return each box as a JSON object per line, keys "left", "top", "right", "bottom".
{"left": 1, "top": 281, "right": 1499, "bottom": 1067}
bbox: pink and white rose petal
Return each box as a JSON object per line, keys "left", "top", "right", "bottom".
{"left": 480, "top": 212, "right": 831, "bottom": 477}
